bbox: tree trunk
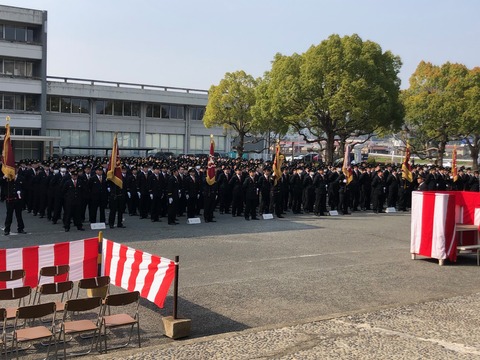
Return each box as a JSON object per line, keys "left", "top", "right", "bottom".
{"left": 469, "top": 135, "right": 480, "bottom": 171}
{"left": 325, "top": 131, "right": 335, "bottom": 164}
{"left": 237, "top": 131, "right": 245, "bottom": 159}
{"left": 437, "top": 140, "right": 446, "bottom": 166}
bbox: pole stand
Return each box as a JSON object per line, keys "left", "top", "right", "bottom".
{"left": 162, "top": 316, "right": 191, "bottom": 339}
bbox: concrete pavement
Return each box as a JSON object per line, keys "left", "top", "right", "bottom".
{"left": 2, "top": 206, "right": 480, "bottom": 359}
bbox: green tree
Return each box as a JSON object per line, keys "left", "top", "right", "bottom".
{"left": 259, "top": 34, "right": 403, "bottom": 163}
{"left": 462, "top": 67, "right": 480, "bottom": 169}
{"left": 403, "top": 61, "right": 469, "bottom": 164}
{"left": 203, "top": 71, "right": 258, "bottom": 158}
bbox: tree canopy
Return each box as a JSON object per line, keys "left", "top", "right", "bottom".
{"left": 257, "top": 34, "right": 403, "bottom": 163}
{"left": 203, "top": 70, "right": 258, "bottom": 158}
{"left": 402, "top": 61, "right": 469, "bottom": 164}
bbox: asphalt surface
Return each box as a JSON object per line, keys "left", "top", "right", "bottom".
{"left": 2, "top": 205, "right": 480, "bottom": 359}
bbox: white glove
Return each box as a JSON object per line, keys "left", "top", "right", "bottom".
{"left": 169, "top": 198, "right": 173, "bottom": 204}
{"left": 17, "top": 190, "right": 21, "bottom": 199}
{"left": 150, "top": 194, "right": 154, "bottom": 200}
{"left": 178, "top": 190, "right": 182, "bottom": 197}
{"left": 137, "top": 192, "right": 141, "bottom": 199}
{"left": 107, "top": 187, "right": 111, "bottom": 192}
{"left": 197, "top": 194, "right": 200, "bottom": 199}
{"left": 343, "top": 179, "right": 347, "bottom": 183}
{"left": 127, "top": 192, "right": 131, "bottom": 198}
{"left": 186, "top": 194, "right": 189, "bottom": 200}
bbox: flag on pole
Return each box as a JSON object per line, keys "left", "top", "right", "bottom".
{"left": 2, "top": 116, "right": 15, "bottom": 181}
{"left": 273, "top": 140, "right": 283, "bottom": 186}
{"left": 206, "top": 135, "right": 216, "bottom": 186}
{"left": 402, "top": 142, "right": 413, "bottom": 182}
{"left": 342, "top": 144, "right": 353, "bottom": 185}
{"left": 452, "top": 144, "right": 458, "bottom": 182}
{"left": 106, "top": 133, "right": 123, "bottom": 188}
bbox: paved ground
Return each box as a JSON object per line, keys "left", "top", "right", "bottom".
{"left": 2, "top": 205, "right": 480, "bottom": 358}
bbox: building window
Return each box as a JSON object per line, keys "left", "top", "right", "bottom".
{"left": 3, "top": 60, "right": 14, "bottom": 75}
{"left": 0, "top": 93, "right": 39, "bottom": 112}
{"left": 113, "top": 101, "right": 123, "bottom": 116}
{"left": 47, "top": 96, "right": 88, "bottom": 113}
{"left": 95, "top": 131, "right": 139, "bottom": 148}
{"left": 189, "top": 135, "right": 225, "bottom": 152}
{"left": 95, "top": 99, "right": 140, "bottom": 117}
{"left": 15, "top": 27, "right": 26, "bottom": 42}
{"left": 191, "top": 107, "right": 205, "bottom": 120}
{"left": 61, "top": 97, "right": 71, "bottom": 113}
{"left": 4, "top": 25, "right": 15, "bottom": 41}
{"left": 146, "top": 133, "right": 184, "bottom": 154}
{"left": 0, "top": 59, "right": 37, "bottom": 78}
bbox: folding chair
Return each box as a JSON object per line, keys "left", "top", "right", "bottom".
{"left": 99, "top": 291, "right": 141, "bottom": 353}
{"left": 35, "top": 281, "right": 74, "bottom": 315}
{"left": 0, "top": 269, "right": 25, "bottom": 287}
{"left": 0, "top": 308, "right": 6, "bottom": 360}
{"left": 0, "top": 286, "right": 32, "bottom": 322}
{"left": 59, "top": 297, "right": 103, "bottom": 358}
{"left": 12, "top": 302, "right": 57, "bottom": 360}
{"left": 76, "top": 276, "right": 110, "bottom": 300}
{"left": 37, "top": 265, "right": 70, "bottom": 286}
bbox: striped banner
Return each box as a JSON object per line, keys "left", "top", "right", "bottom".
{"left": 102, "top": 239, "right": 176, "bottom": 308}
{"left": 411, "top": 191, "right": 457, "bottom": 262}
{"left": 0, "top": 238, "right": 98, "bottom": 289}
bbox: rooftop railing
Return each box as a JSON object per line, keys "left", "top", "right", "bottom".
{"left": 47, "top": 76, "right": 209, "bottom": 95}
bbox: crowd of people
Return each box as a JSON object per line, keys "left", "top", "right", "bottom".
{"left": 1, "top": 154, "right": 478, "bottom": 235}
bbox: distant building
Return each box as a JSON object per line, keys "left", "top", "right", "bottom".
{"left": 0, "top": 4, "right": 229, "bottom": 160}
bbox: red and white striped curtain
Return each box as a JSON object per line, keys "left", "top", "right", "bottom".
{"left": 102, "top": 239, "right": 176, "bottom": 308}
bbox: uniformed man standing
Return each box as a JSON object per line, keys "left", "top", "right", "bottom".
{"left": 62, "top": 170, "right": 85, "bottom": 232}
{"left": 3, "top": 167, "right": 26, "bottom": 235}
{"left": 167, "top": 167, "right": 180, "bottom": 225}
{"left": 243, "top": 168, "right": 259, "bottom": 220}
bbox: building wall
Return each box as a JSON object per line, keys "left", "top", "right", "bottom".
{"left": 0, "top": 4, "right": 229, "bottom": 159}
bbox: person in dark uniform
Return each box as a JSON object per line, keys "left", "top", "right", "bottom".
{"left": 138, "top": 164, "right": 150, "bottom": 219}
{"left": 290, "top": 167, "right": 304, "bottom": 214}
{"left": 167, "top": 167, "right": 180, "bottom": 225}
{"left": 229, "top": 167, "right": 244, "bottom": 217}
{"left": 258, "top": 167, "right": 272, "bottom": 215}
{"left": 148, "top": 165, "right": 165, "bottom": 222}
{"left": 62, "top": 170, "right": 85, "bottom": 232}
{"left": 126, "top": 166, "right": 140, "bottom": 216}
{"left": 271, "top": 170, "right": 284, "bottom": 218}
{"left": 313, "top": 167, "right": 327, "bottom": 216}
{"left": 51, "top": 164, "right": 68, "bottom": 224}
{"left": 386, "top": 168, "right": 399, "bottom": 208}
{"left": 243, "top": 168, "right": 259, "bottom": 220}
{"left": 281, "top": 167, "right": 290, "bottom": 212}
{"left": 107, "top": 166, "right": 126, "bottom": 229}
{"left": 88, "top": 166, "right": 108, "bottom": 223}
{"left": 371, "top": 169, "right": 386, "bottom": 213}
{"left": 185, "top": 167, "right": 200, "bottom": 218}
{"left": 417, "top": 175, "right": 428, "bottom": 191}
{"left": 203, "top": 174, "right": 218, "bottom": 223}
{"left": 3, "top": 168, "right": 26, "bottom": 235}
{"left": 79, "top": 164, "right": 92, "bottom": 222}
{"left": 302, "top": 169, "right": 315, "bottom": 213}
{"left": 359, "top": 166, "right": 372, "bottom": 210}
{"left": 338, "top": 171, "right": 350, "bottom": 215}
{"left": 217, "top": 167, "right": 232, "bottom": 214}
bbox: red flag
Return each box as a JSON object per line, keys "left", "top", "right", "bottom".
{"left": 2, "top": 119, "right": 15, "bottom": 181}
{"left": 342, "top": 144, "right": 353, "bottom": 185}
{"left": 402, "top": 142, "right": 413, "bottom": 182}
{"left": 452, "top": 145, "right": 458, "bottom": 182}
{"left": 206, "top": 135, "right": 216, "bottom": 186}
{"left": 106, "top": 133, "right": 123, "bottom": 188}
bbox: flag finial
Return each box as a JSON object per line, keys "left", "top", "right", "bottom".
{"left": 6, "top": 116, "right": 10, "bottom": 123}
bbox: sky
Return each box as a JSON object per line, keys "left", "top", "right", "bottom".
{"left": 3, "top": 0, "right": 480, "bottom": 90}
